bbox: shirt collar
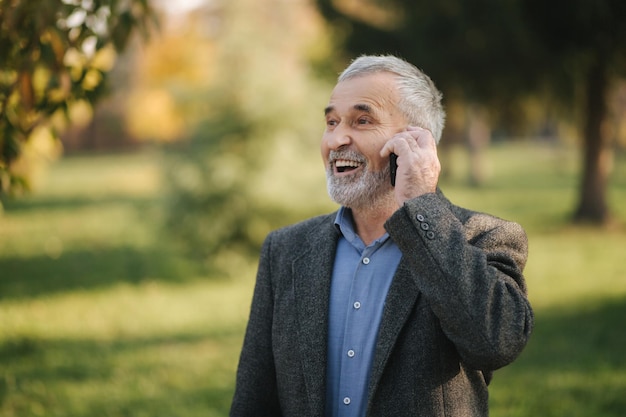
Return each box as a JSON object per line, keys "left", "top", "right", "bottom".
{"left": 334, "top": 206, "right": 390, "bottom": 249}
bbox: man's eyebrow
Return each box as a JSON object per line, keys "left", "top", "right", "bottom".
{"left": 354, "top": 103, "right": 372, "bottom": 113}
{"left": 324, "top": 104, "right": 373, "bottom": 115}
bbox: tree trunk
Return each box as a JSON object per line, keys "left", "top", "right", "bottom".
{"left": 466, "top": 104, "right": 491, "bottom": 186}
{"left": 573, "top": 57, "right": 613, "bottom": 224}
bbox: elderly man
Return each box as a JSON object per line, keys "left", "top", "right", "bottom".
{"left": 230, "top": 55, "right": 533, "bottom": 417}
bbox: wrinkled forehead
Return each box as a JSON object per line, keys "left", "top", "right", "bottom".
{"left": 326, "top": 72, "right": 400, "bottom": 113}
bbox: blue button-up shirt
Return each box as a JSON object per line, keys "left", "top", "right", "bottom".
{"left": 325, "top": 207, "right": 403, "bottom": 417}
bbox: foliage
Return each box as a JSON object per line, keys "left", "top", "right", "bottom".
{"left": 522, "top": 0, "right": 626, "bottom": 84}
{"left": 163, "top": 87, "right": 330, "bottom": 265}
{"left": 1, "top": 145, "right": 626, "bottom": 416}
{"left": 161, "top": 0, "right": 333, "bottom": 263}
{"left": 316, "top": 0, "right": 543, "bottom": 122}
{"left": 0, "top": 0, "right": 157, "bottom": 196}
{"left": 316, "top": 0, "right": 624, "bottom": 127}
{"left": 163, "top": 96, "right": 261, "bottom": 260}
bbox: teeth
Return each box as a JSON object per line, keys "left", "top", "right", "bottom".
{"left": 335, "top": 159, "right": 361, "bottom": 168}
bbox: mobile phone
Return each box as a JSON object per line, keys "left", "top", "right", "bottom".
{"left": 390, "top": 153, "right": 398, "bottom": 186}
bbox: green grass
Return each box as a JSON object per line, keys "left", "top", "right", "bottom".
{"left": 1, "top": 142, "right": 625, "bottom": 416}
{"left": 0, "top": 151, "right": 255, "bottom": 417}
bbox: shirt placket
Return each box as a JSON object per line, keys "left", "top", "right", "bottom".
{"left": 337, "top": 245, "right": 378, "bottom": 416}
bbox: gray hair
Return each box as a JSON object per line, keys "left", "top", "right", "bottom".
{"left": 338, "top": 55, "right": 446, "bottom": 143}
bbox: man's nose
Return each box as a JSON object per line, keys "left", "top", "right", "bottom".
{"left": 326, "top": 124, "right": 352, "bottom": 150}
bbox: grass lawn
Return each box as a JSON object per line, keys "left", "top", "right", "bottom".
{"left": 1, "top": 142, "right": 625, "bottom": 416}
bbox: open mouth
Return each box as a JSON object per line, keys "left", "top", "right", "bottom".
{"left": 335, "top": 159, "right": 362, "bottom": 173}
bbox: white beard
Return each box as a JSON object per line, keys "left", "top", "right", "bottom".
{"left": 326, "top": 158, "right": 394, "bottom": 211}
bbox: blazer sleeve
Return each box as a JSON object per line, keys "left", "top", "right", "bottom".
{"left": 230, "top": 233, "right": 281, "bottom": 416}
{"left": 385, "top": 192, "right": 534, "bottom": 371}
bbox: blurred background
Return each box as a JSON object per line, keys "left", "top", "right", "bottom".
{"left": 1, "top": 0, "right": 625, "bottom": 416}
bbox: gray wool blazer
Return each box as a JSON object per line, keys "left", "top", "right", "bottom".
{"left": 230, "top": 189, "right": 533, "bottom": 417}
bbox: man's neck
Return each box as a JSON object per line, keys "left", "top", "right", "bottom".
{"left": 350, "top": 198, "right": 399, "bottom": 246}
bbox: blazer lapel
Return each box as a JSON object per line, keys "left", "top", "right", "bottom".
{"left": 293, "top": 216, "right": 339, "bottom": 417}
{"left": 367, "top": 257, "right": 421, "bottom": 401}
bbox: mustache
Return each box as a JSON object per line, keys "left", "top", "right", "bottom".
{"left": 328, "top": 149, "right": 366, "bottom": 163}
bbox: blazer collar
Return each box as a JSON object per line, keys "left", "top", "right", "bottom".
{"left": 367, "top": 258, "right": 420, "bottom": 405}
{"left": 293, "top": 213, "right": 339, "bottom": 416}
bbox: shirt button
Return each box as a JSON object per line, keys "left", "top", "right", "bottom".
{"left": 362, "top": 257, "right": 370, "bottom": 265}
{"left": 343, "top": 397, "right": 351, "bottom": 405}
{"left": 420, "top": 222, "right": 430, "bottom": 230}
{"left": 353, "top": 301, "right": 361, "bottom": 309}
{"left": 416, "top": 214, "right": 425, "bottom": 222}
{"left": 347, "top": 349, "right": 355, "bottom": 357}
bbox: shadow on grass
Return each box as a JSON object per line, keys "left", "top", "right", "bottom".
{"left": 0, "top": 327, "right": 242, "bottom": 417}
{"left": 0, "top": 246, "right": 203, "bottom": 301}
{"left": 492, "top": 296, "right": 626, "bottom": 417}
{"left": 1, "top": 193, "right": 159, "bottom": 214}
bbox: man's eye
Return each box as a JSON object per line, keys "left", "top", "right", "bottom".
{"left": 326, "top": 119, "right": 338, "bottom": 127}
{"left": 357, "top": 118, "right": 370, "bottom": 125}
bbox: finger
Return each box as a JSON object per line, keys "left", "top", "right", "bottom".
{"left": 380, "top": 135, "right": 414, "bottom": 157}
{"left": 406, "top": 125, "right": 423, "bottom": 132}
{"left": 380, "top": 144, "right": 392, "bottom": 158}
{"left": 410, "top": 127, "right": 436, "bottom": 151}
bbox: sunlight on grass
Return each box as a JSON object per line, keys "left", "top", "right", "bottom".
{"left": 524, "top": 230, "right": 626, "bottom": 309}
{"left": 0, "top": 279, "right": 254, "bottom": 340}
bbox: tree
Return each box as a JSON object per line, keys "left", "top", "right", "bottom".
{"left": 0, "top": 0, "right": 157, "bottom": 196}
{"left": 315, "top": 0, "right": 626, "bottom": 224}
{"left": 521, "top": 0, "right": 626, "bottom": 224}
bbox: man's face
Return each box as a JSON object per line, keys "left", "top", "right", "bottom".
{"left": 321, "top": 72, "right": 408, "bottom": 209}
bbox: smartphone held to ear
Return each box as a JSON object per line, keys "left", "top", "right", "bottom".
{"left": 390, "top": 153, "right": 398, "bottom": 187}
